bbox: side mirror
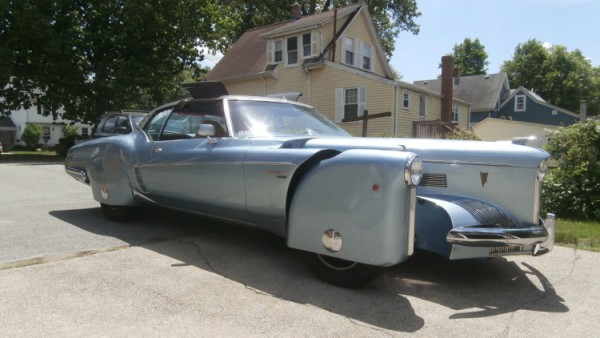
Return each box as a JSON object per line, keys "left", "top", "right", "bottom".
{"left": 196, "top": 124, "right": 216, "bottom": 137}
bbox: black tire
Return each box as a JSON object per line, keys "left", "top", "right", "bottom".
{"left": 306, "top": 253, "right": 384, "bottom": 288}
{"left": 100, "top": 203, "right": 136, "bottom": 222}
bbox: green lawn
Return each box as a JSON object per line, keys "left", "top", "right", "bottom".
{"left": 0, "top": 150, "right": 63, "bottom": 162}
{"left": 556, "top": 219, "right": 600, "bottom": 252}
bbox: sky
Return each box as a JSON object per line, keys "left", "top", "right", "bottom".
{"left": 390, "top": 0, "right": 600, "bottom": 82}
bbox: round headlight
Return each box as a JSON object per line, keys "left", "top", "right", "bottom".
{"left": 405, "top": 155, "right": 423, "bottom": 188}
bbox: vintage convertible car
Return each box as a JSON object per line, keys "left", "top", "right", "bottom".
{"left": 65, "top": 83, "right": 555, "bottom": 287}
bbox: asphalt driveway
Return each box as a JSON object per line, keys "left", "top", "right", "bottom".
{"left": 0, "top": 162, "right": 598, "bottom": 336}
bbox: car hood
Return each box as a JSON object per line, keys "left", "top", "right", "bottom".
{"left": 300, "top": 137, "right": 549, "bottom": 168}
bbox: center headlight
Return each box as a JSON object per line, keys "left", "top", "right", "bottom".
{"left": 405, "top": 155, "right": 423, "bottom": 188}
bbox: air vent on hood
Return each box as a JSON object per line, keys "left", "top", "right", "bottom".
{"left": 419, "top": 173, "right": 447, "bottom": 188}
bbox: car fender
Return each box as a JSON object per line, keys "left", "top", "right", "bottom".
{"left": 287, "top": 149, "right": 418, "bottom": 266}
{"left": 87, "top": 143, "right": 136, "bottom": 207}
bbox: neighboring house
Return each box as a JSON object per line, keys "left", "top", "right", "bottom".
{"left": 1, "top": 104, "right": 92, "bottom": 149}
{"left": 414, "top": 73, "right": 580, "bottom": 127}
{"left": 472, "top": 118, "right": 554, "bottom": 146}
{"left": 206, "top": 3, "right": 469, "bottom": 137}
{"left": 497, "top": 86, "right": 580, "bottom": 126}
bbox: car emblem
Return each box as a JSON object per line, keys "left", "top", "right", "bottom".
{"left": 480, "top": 172, "right": 488, "bottom": 187}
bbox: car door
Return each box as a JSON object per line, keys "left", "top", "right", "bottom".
{"left": 134, "top": 105, "right": 252, "bottom": 224}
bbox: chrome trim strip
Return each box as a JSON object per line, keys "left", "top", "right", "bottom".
{"left": 137, "top": 161, "right": 243, "bottom": 169}
{"left": 446, "top": 225, "right": 549, "bottom": 246}
{"left": 65, "top": 167, "right": 89, "bottom": 184}
{"left": 423, "top": 159, "right": 516, "bottom": 167}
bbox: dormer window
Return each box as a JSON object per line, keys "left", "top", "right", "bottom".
{"left": 287, "top": 36, "right": 298, "bottom": 66}
{"left": 274, "top": 40, "right": 283, "bottom": 63}
{"left": 343, "top": 37, "right": 355, "bottom": 66}
{"left": 362, "top": 42, "right": 372, "bottom": 70}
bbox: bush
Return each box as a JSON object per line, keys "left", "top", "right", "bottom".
{"left": 443, "top": 127, "right": 481, "bottom": 140}
{"left": 542, "top": 121, "right": 600, "bottom": 220}
{"left": 21, "top": 124, "right": 44, "bottom": 150}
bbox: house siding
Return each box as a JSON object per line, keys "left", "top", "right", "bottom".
{"left": 473, "top": 118, "right": 555, "bottom": 144}
{"left": 498, "top": 94, "right": 579, "bottom": 126}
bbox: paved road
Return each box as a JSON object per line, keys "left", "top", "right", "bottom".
{"left": 1, "top": 161, "right": 599, "bottom": 336}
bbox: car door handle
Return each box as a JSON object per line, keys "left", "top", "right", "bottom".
{"left": 151, "top": 148, "right": 163, "bottom": 154}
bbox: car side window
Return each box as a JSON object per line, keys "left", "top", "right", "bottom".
{"left": 116, "top": 116, "right": 130, "bottom": 133}
{"left": 144, "top": 109, "right": 172, "bottom": 141}
{"left": 102, "top": 116, "right": 118, "bottom": 132}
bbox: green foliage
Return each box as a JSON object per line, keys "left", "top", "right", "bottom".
{"left": 501, "top": 39, "right": 599, "bottom": 114}
{"left": 542, "top": 121, "right": 600, "bottom": 220}
{"left": 451, "top": 38, "right": 489, "bottom": 76}
{"left": 61, "top": 125, "right": 79, "bottom": 138}
{"left": 0, "top": 0, "right": 238, "bottom": 122}
{"left": 442, "top": 127, "right": 481, "bottom": 140}
{"left": 21, "top": 124, "right": 43, "bottom": 149}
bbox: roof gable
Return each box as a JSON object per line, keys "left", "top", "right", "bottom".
{"left": 206, "top": 3, "right": 393, "bottom": 81}
{"left": 499, "top": 86, "right": 578, "bottom": 117}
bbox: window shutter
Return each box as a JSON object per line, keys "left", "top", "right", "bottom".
{"left": 335, "top": 88, "right": 344, "bottom": 123}
{"left": 267, "top": 40, "right": 273, "bottom": 64}
{"left": 354, "top": 39, "right": 360, "bottom": 67}
{"left": 340, "top": 37, "right": 346, "bottom": 64}
{"left": 311, "top": 32, "right": 318, "bottom": 57}
{"left": 358, "top": 86, "right": 367, "bottom": 117}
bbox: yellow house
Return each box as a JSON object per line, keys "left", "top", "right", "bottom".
{"left": 206, "top": 3, "right": 469, "bottom": 137}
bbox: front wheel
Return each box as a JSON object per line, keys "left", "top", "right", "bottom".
{"left": 305, "top": 253, "right": 384, "bottom": 288}
{"left": 100, "top": 203, "right": 136, "bottom": 222}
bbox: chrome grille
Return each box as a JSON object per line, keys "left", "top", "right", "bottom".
{"left": 419, "top": 173, "right": 447, "bottom": 187}
{"left": 490, "top": 246, "right": 528, "bottom": 255}
{"left": 454, "top": 199, "right": 515, "bottom": 228}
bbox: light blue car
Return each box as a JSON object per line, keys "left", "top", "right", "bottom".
{"left": 66, "top": 83, "right": 554, "bottom": 287}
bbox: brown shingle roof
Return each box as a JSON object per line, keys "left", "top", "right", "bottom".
{"left": 205, "top": 3, "right": 363, "bottom": 82}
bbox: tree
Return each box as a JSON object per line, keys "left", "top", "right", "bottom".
{"left": 543, "top": 121, "right": 600, "bottom": 220}
{"left": 21, "top": 124, "right": 43, "bottom": 149}
{"left": 223, "top": 0, "right": 421, "bottom": 59}
{"left": 451, "top": 38, "right": 489, "bottom": 76}
{"left": 0, "top": 0, "right": 238, "bottom": 122}
{"left": 501, "top": 39, "right": 599, "bottom": 114}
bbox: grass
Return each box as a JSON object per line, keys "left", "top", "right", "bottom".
{"left": 555, "top": 219, "right": 600, "bottom": 252}
{"left": 0, "top": 150, "right": 64, "bottom": 162}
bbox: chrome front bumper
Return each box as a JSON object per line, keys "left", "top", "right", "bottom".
{"left": 446, "top": 213, "right": 556, "bottom": 256}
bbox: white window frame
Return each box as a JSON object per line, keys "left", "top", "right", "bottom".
{"left": 515, "top": 95, "right": 526, "bottom": 111}
{"left": 402, "top": 90, "right": 411, "bottom": 109}
{"left": 286, "top": 36, "right": 298, "bottom": 66}
{"left": 342, "top": 36, "right": 356, "bottom": 66}
{"left": 361, "top": 42, "right": 372, "bottom": 71}
{"left": 452, "top": 103, "right": 459, "bottom": 122}
{"left": 302, "top": 31, "right": 317, "bottom": 58}
{"left": 334, "top": 86, "right": 367, "bottom": 123}
{"left": 267, "top": 39, "right": 283, "bottom": 64}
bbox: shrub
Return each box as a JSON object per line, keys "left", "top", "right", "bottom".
{"left": 441, "top": 127, "right": 481, "bottom": 140}
{"left": 542, "top": 121, "right": 600, "bottom": 220}
{"left": 21, "top": 124, "right": 44, "bottom": 150}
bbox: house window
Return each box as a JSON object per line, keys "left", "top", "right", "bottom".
{"left": 515, "top": 95, "right": 526, "bottom": 111}
{"left": 452, "top": 103, "right": 459, "bottom": 122}
{"left": 419, "top": 95, "right": 426, "bottom": 119}
{"left": 81, "top": 127, "right": 89, "bottom": 136}
{"left": 334, "top": 86, "right": 367, "bottom": 123}
{"left": 302, "top": 32, "right": 314, "bottom": 58}
{"left": 287, "top": 36, "right": 298, "bottom": 65}
{"left": 274, "top": 40, "right": 283, "bottom": 63}
{"left": 402, "top": 90, "right": 411, "bottom": 109}
{"left": 343, "top": 37, "right": 355, "bottom": 66}
{"left": 362, "top": 43, "right": 372, "bottom": 70}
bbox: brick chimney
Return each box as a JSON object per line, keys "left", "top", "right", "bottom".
{"left": 291, "top": 2, "right": 302, "bottom": 20}
{"left": 580, "top": 100, "right": 587, "bottom": 122}
{"left": 440, "top": 55, "right": 454, "bottom": 123}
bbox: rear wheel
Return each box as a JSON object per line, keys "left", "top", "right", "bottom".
{"left": 100, "top": 203, "right": 136, "bottom": 221}
{"left": 306, "top": 253, "right": 384, "bottom": 288}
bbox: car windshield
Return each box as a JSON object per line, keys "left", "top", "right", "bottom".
{"left": 227, "top": 100, "right": 349, "bottom": 138}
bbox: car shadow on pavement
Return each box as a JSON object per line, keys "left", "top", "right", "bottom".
{"left": 51, "top": 206, "right": 568, "bottom": 331}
